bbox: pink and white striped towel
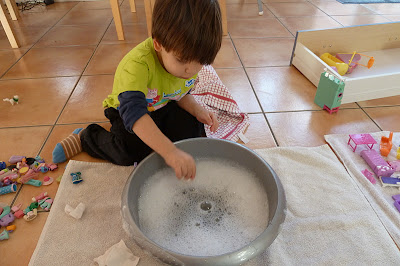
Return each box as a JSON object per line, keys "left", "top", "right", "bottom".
{"left": 191, "top": 65, "right": 250, "bottom": 142}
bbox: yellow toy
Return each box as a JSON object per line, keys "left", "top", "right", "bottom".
{"left": 320, "top": 53, "right": 349, "bottom": 76}
{"left": 397, "top": 146, "right": 400, "bottom": 160}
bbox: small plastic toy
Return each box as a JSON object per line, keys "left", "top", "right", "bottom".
{"left": 0, "top": 207, "right": 15, "bottom": 227}
{"left": 348, "top": 134, "right": 377, "bottom": 152}
{"left": 8, "top": 155, "right": 25, "bottom": 164}
{"left": 14, "top": 210, "right": 24, "bottom": 219}
{"left": 32, "top": 192, "right": 48, "bottom": 202}
{"left": 380, "top": 132, "right": 393, "bottom": 157}
{"left": 43, "top": 176, "right": 54, "bottom": 186}
{"left": 3, "top": 95, "right": 19, "bottom": 106}
{"left": 0, "top": 230, "right": 9, "bottom": 240}
{"left": 314, "top": 70, "right": 345, "bottom": 114}
{"left": 24, "top": 179, "right": 42, "bottom": 187}
{"left": 23, "top": 202, "right": 39, "bottom": 215}
{"left": 0, "top": 206, "right": 11, "bottom": 220}
{"left": 6, "top": 225, "right": 16, "bottom": 232}
{"left": 19, "top": 169, "right": 38, "bottom": 183}
{"left": 48, "top": 163, "right": 58, "bottom": 171}
{"left": 320, "top": 53, "right": 349, "bottom": 76}
{"left": 11, "top": 203, "right": 22, "bottom": 213}
{"left": 0, "top": 161, "right": 6, "bottom": 171}
{"left": 38, "top": 197, "right": 53, "bottom": 211}
{"left": 380, "top": 177, "right": 400, "bottom": 188}
{"left": 360, "top": 149, "right": 395, "bottom": 177}
{"left": 361, "top": 169, "right": 376, "bottom": 184}
{"left": 71, "top": 172, "right": 83, "bottom": 184}
{"left": 24, "top": 208, "right": 38, "bottom": 222}
{"left": 56, "top": 175, "right": 63, "bottom": 183}
{"left": 0, "top": 184, "right": 17, "bottom": 195}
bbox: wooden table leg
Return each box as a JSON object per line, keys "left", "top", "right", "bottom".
{"left": 219, "top": 0, "right": 228, "bottom": 36}
{"left": 5, "top": 0, "right": 20, "bottom": 21}
{"left": 109, "top": 0, "right": 124, "bottom": 40}
{"left": 129, "top": 0, "right": 136, "bottom": 13}
{"left": 144, "top": 0, "right": 152, "bottom": 37}
{"left": 0, "top": 3, "right": 19, "bottom": 48}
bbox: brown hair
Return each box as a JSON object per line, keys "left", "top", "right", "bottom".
{"left": 152, "top": 0, "right": 222, "bottom": 65}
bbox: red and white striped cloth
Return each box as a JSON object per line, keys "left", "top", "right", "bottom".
{"left": 191, "top": 65, "right": 250, "bottom": 142}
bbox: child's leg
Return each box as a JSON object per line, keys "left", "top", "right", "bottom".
{"left": 52, "top": 128, "right": 84, "bottom": 163}
{"left": 80, "top": 107, "right": 152, "bottom": 165}
{"left": 161, "top": 101, "right": 205, "bottom": 142}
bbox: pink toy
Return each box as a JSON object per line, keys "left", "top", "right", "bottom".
{"left": 32, "top": 192, "right": 48, "bottom": 202}
{"left": 11, "top": 203, "right": 22, "bottom": 213}
{"left": 48, "top": 164, "right": 58, "bottom": 171}
{"left": 361, "top": 149, "right": 395, "bottom": 177}
{"left": 348, "top": 134, "right": 377, "bottom": 152}
{"left": 43, "top": 176, "right": 54, "bottom": 186}
{"left": 0, "top": 207, "right": 3, "bottom": 215}
{"left": 38, "top": 197, "right": 53, "bottom": 211}
{"left": 14, "top": 210, "right": 24, "bottom": 219}
{"left": 335, "top": 53, "right": 361, "bottom": 74}
{"left": 19, "top": 169, "right": 38, "bottom": 184}
{"left": 388, "top": 161, "right": 400, "bottom": 172}
{"left": 361, "top": 169, "right": 376, "bottom": 184}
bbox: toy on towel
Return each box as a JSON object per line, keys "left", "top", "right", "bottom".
{"left": 380, "top": 131, "right": 393, "bottom": 157}
{"left": 93, "top": 240, "right": 139, "bottom": 266}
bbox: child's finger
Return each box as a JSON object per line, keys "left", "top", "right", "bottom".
{"left": 175, "top": 167, "right": 182, "bottom": 180}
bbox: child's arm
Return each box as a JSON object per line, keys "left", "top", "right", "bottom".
{"left": 132, "top": 114, "right": 196, "bottom": 180}
{"left": 177, "top": 94, "right": 219, "bottom": 132}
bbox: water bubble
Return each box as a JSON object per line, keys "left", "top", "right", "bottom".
{"left": 195, "top": 223, "right": 200, "bottom": 226}
{"left": 200, "top": 201, "right": 212, "bottom": 211}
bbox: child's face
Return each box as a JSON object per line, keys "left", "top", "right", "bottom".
{"left": 154, "top": 39, "right": 203, "bottom": 80}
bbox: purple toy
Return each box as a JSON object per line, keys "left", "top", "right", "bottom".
{"left": 394, "top": 201, "right": 400, "bottom": 213}
{"left": 0, "top": 207, "right": 15, "bottom": 227}
{"left": 8, "top": 155, "right": 25, "bottom": 164}
{"left": 360, "top": 149, "right": 395, "bottom": 177}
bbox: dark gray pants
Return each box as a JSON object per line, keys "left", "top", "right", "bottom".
{"left": 80, "top": 101, "right": 205, "bottom": 166}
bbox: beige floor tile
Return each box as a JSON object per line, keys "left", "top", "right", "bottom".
{"left": 358, "top": 95, "right": 400, "bottom": 107}
{"left": 383, "top": 15, "right": 400, "bottom": 21}
{"left": 265, "top": 2, "right": 327, "bottom": 17}
{"left": 0, "top": 49, "right": 27, "bottom": 77}
{"left": 0, "top": 77, "right": 78, "bottom": 127}
{"left": 120, "top": 6, "right": 148, "bottom": 24}
{"left": 361, "top": 3, "right": 400, "bottom": 15}
{"left": 73, "top": 0, "right": 122, "bottom": 10}
{"left": 11, "top": 11, "right": 66, "bottom": 28}
{"left": 57, "top": 9, "right": 113, "bottom": 26}
{"left": 246, "top": 66, "right": 358, "bottom": 112}
{"left": 0, "top": 126, "right": 51, "bottom": 205}
{"left": 0, "top": 211, "right": 49, "bottom": 266}
{"left": 85, "top": 43, "right": 137, "bottom": 75}
{"left": 226, "top": 4, "right": 275, "bottom": 19}
{"left": 332, "top": 15, "right": 391, "bottom": 27}
{"left": 233, "top": 38, "right": 294, "bottom": 67}
{"left": 238, "top": 113, "right": 277, "bottom": 149}
{"left": 226, "top": 0, "right": 261, "bottom": 4}
{"left": 364, "top": 106, "right": 400, "bottom": 132}
{"left": 3, "top": 46, "right": 95, "bottom": 79}
{"left": 35, "top": 25, "right": 108, "bottom": 47}
{"left": 212, "top": 38, "right": 242, "bottom": 68}
{"left": 58, "top": 75, "right": 113, "bottom": 124}
{"left": 215, "top": 68, "right": 262, "bottom": 113}
{"left": 264, "top": 0, "right": 307, "bottom": 2}
{"left": 121, "top": 0, "right": 145, "bottom": 8}
{"left": 25, "top": 2, "right": 78, "bottom": 12}
{"left": 266, "top": 109, "right": 380, "bottom": 147}
{"left": 101, "top": 23, "right": 148, "bottom": 44}
{"left": 228, "top": 18, "right": 292, "bottom": 38}
{"left": 279, "top": 16, "right": 342, "bottom": 35}
{"left": 312, "top": 2, "right": 375, "bottom": 16}
{"left": 0, "top": 27, "right": 48, "bottom": 50}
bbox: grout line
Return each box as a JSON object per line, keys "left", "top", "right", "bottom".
{"left": 228, "top": 33, "right": 280, "bottom": 147}
{"left": 356, "top": 102, "right": 383, "bottom": 131}
{"left": 261, "top": 3, "right": 296, "bottom": 38}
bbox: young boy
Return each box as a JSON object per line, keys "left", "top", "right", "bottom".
{"left": 52, "top": 0, "right": 222, "bottom": 180}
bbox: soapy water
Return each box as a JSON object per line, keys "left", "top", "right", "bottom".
{"left": 137, "top": 158, "right": 269, "bottom": 257}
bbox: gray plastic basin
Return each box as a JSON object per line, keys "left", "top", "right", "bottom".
{"left": 121, "top": 138, "right": 286, "bottom": 265}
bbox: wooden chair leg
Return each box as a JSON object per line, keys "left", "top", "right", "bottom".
{"left": 0, "top": 3, "right": 19, "bottom": 48}
{"left": 109, "top": 0, "right": 124, "bottom": 40}
{"left": 5, "top": 0, "right": 20, "bottom": 21}
{"left": 144, "top": 0, "right": 152, "bottom": 37}
{"left": 129, "top": 0, "right": 136, "bottom": 13}
{"left": 219, "top": 0, "right": 228, "bottom": 36}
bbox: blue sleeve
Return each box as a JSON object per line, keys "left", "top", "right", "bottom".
{"left": 118, "top": 91, "right": 150, "bottom": 133}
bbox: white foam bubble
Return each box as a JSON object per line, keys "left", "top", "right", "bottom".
{"left": 137, "top": 158, "right": 269, "bottom": 257}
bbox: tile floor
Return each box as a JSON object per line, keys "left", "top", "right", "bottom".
{"left": 1, "top": 0, "right": 400, "bottom": 264}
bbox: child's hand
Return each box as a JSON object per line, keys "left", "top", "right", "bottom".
{"left": 164, "top": 148, "right": 196, "bottom": 180}
{"left": 195, "top": 108, "right": 219, "bottom": 133}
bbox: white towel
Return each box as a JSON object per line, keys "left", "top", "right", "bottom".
{"left": 29, "top": 146, "right": 400, "bottom": 266}
{"left": 325, "top": 131, "right": 400, "bottom": 247}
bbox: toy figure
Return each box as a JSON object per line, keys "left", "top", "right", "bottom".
{"left": 38, "top": 197, "right": 53, "bottom": 211}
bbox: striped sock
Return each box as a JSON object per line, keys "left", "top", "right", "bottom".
{"left": 52, "top": 128, "right": 83, "bottom": 163}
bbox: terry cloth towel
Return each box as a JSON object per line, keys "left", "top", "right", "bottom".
{"left": 29, "top": 146, "right": 400, "bottom": 266}
{"left": 192, "top": 65, "right": 250, "bottom": 142}
{"left": 325, "top": 131, "right": 400, "bottom": 247}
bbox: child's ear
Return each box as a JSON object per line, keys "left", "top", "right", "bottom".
{"left": 153, "top": 39, "right": 162, "bottom": 52}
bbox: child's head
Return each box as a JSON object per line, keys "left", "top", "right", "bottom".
{"left": 152, "top": 0, "right": 222, "bottom": 79}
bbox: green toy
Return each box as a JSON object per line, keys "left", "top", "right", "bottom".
{"left": 314, "top": 71, "right": 345, "bottom": 114}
